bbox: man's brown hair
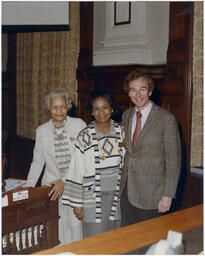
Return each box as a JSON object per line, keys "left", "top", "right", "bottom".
{"left": 124, "top": 71, "right": 154, "bottom": 93}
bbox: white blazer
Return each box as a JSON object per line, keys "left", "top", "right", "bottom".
{"left": 26, "top": 116, "right": 86, "bottom": 187}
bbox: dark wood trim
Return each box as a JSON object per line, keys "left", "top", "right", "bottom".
{"left": 2, "top": 25, "right": 70, "bottom": 33}
{"left": 164, "top": 2, "right": 198, "bottom": 209}
{"left": 166, "top": 2, "right": 194, "bottom": 174}
{"left": 2, "top": 33, "right": 17, "bottom": 136}
{"left": 182, "top": 3, "right": 194, "bottom": 173}
{"left": 78, "top": 2, "right": 93, "bottom": 67}
{"left": 77, "top": 65, "right": 165, "bottom": 79}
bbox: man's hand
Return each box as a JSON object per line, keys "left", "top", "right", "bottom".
{"left": 48, "top": 179, "right": 65, "bottom": 200}
{"left": 73, "top": 207, "right": 84, "bottom": 220}
{"left": 158, "top": 196, "right": 172, "bottom": 213}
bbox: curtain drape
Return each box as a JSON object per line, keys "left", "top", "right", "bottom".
{"left": 191, "top": 2, "right": 203, "bottom": 167}
{"left": 16, "top": 2, "right": 80, "bottom": 139}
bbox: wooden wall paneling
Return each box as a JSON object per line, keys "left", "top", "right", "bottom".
{"left": 77, "top": 66, "right": 165, "bottom": 123}
{"left": 2, "top": 34, "right": 18, "bottom": 179}
{"left": 77, "top": 2, "right": 200, "bottom": 209}
{"left": 77, "top": 63, "right": 166, "bottom": 123}
{"left": 78, "top": 2, "right": 93, "bottom": 68}
{"left": 2, "top": 34, "right": 17, "bottom": 136}
{"left": 2, "top": 82, "right": 10, "bottom": 131}
{"left": 180, "top": 174, "right": 203, "bottom": 209}
{"left": 77, "top": 2, "right": 94, "bottom": 122}
{"left": 166, "top": 2, "right": 194, "bottom": 172}
{"left": 160, "top": 77, "right": 183, "bottom": 124}
{"left": 77, "top": 79, "right": 95, "bottom": 123}
{"left": 162, "top": 94, "right": 183, "bottom": 124}
{"left": 165, "top": 2, "right": 201, "bottom": 209}
{"left": 2, "top": 85, "right": 16, "bottom": 177}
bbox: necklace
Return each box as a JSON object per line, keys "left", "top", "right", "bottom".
{"left": 54, "top": 121, "right": 70, "bottom": 176}
{"left": 95, "top": 121, "right": 112, "bottom": 160}
{"left": 98, "top": 137, "right": 114, "bottom": 161}
{"left": 98, "top": 138, "right": 106, "bottom": 160}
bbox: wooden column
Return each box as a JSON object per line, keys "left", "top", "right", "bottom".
{"left": 77, "top": 2, "right": 94, "bottom": 122}
{"left": 165, "top": 2, "right": 194, "bottom": 173}
{"left": 164, "top": 2, "right": 202, "bottom": 209}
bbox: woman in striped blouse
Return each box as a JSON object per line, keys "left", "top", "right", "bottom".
{"left": 62, "top": 90, "right": 126, "bottom": 238}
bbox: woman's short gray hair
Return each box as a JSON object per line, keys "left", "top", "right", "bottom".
{"left": 45, "top": 89, "right": 72, "bottom": 110}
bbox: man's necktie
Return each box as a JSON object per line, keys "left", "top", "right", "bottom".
{"left": 132, "top": 111, "right": 142, "bottom": 150}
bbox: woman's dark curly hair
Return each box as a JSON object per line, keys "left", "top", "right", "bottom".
{"left": 86, "top": 90, "right": 122, "bottom": 122}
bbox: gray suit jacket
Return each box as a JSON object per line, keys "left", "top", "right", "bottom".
{"left": 120, "top": 102, "right": 181, "bottom": 209}
{"left": 26, "top": 116, "right": 86, "bottom": 187}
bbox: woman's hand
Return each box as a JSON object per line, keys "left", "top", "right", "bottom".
{"left": 73, "top": 207, "right": 84, "bottom": 220}
{"left": 48, "top": 179, "right": 65, "bottom": 200}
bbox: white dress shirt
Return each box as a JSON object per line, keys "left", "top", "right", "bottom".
{"left": 131, "top": 101, "right": 152, "bottom": 140}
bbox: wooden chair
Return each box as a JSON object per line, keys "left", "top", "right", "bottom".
{"left": 2, "top": 186, "right": 60, "bottom": 254}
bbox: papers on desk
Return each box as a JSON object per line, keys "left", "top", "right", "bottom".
{"left": 2, "top": 179, "right": 28, "bottom": 207}
{"left": 2, "top": 195, "right": 8, "bottom": 207}
{"left": 5, "top": 178, "right": 27, "bottom": 192}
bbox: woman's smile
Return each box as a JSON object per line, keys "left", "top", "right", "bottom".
{"left": 92, "top": 97, "right": 112, "bottom": 125}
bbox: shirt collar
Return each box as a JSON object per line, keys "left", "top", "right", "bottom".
{"left": 135, "top": 101, "right": 152, "bottom": 116}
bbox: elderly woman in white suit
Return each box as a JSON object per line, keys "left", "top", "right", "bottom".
{"left": 26, "top": 89, "right": 86, "bottom": 245}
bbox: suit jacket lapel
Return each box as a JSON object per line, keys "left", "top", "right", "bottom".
{"left": 126, "top": 108, "right": 136, "bottom": 155}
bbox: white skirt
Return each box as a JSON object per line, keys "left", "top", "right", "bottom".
{"left": 58, "top": 199, "right": 83, "bottom": 245}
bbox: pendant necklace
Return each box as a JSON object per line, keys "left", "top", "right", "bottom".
{"left": 95, "top": 121, "right": 111, "bottom": 160}
{"left": 98, "top": 139, "right": 106, "bottom": 160}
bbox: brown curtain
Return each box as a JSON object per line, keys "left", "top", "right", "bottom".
{"left": 16, "top": 2, "right": 80, "bottom": 139}
{"left": 191, "top": 2, "right": 203, "bottom": 167}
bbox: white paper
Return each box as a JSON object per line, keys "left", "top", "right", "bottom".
{"left": 12, "top": 190, "right": 29, "bottom": 202}
{"left": 2, "top": 195, "right": 8, "bottom": 207}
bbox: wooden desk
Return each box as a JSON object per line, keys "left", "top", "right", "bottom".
{"left": 35, "top": 204, "right": 203, "bottom": 255}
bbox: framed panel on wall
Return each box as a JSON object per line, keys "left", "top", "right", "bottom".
{"left": 114, "top": 2, "right": 131, "bottom": 25}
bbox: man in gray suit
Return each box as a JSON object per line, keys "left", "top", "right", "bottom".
{"left": 120, "top": 71, "right": 181, "bottom": 226}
